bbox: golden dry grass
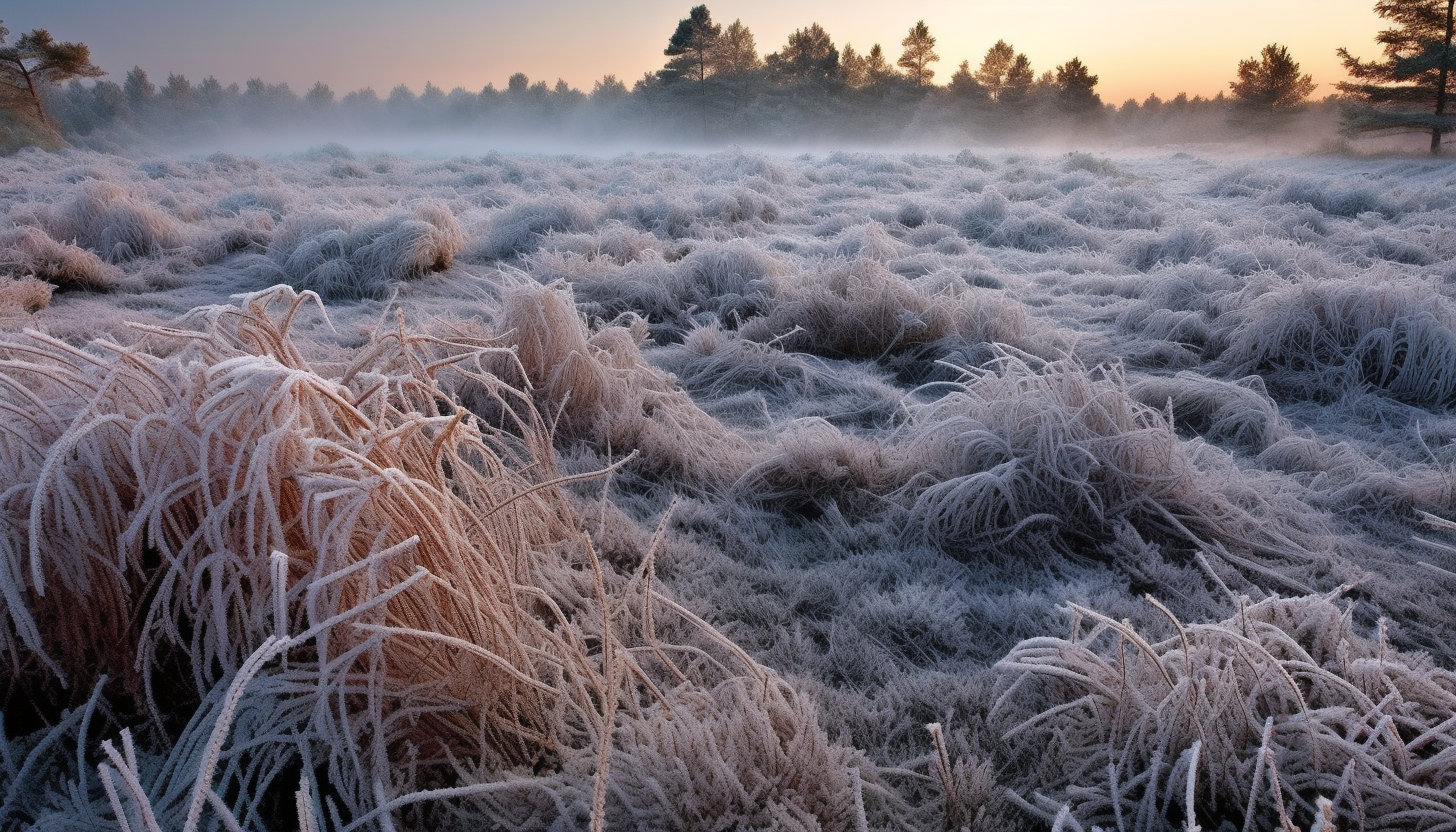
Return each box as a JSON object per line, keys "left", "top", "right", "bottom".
{"left": 0, "top": 286, "right": 858, "bottom": 830}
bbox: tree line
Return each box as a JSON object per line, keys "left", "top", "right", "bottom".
{"left": 2, "top": 1, "right": 1453, "bottom": 153}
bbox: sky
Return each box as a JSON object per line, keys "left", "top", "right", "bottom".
{"left": 3, "top": 1, "right": 1387, "bottom": 105}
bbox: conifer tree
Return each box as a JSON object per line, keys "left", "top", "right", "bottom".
{"left": 1055, "top": 57, "right": 1103, "bottom": 114}
{"left": 840, "top": 44, "right": 868, "bottom": 87}
{"left": 864, "top": 44, "right": 896, "bottom": 86}
{"left": 662, "top": 5, "right": 721, "bottom": 83}
{"left": 947, "top": 59, "right": 990, "bottom": 107}
{"left": 1228, "top": 44, "right": 1316, "bottom": 129}
{"left": 710, "top": 19, "right": 760, "bottom": 76}
{"left": 898, "top": 20, "right": 939, "bottom": 86}
{"left": 974, "top": 40, "right": 1018, "bottom": 99}
{"left": 767, "top": 24, "right": 839, "bottom": 84}
{"left": 999, "top": 53, "right": 1036, "bottom": 112}
{"left": 124, "top": 66, "right": 155, "bottom": 110}
{"left": 1338, "top": 0, "right": 1455, "bottom": 153}
{"left": 0, "top": 21, "right": 103, "bottom": 126}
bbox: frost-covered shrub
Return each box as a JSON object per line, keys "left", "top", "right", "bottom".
{"left": 0, "top": 288, "right": 861, "bottom": 832}
{"left": 896, "top": 353, "right": 1316, "bottom": 563}
{"left": 0, "top": 225, "right": 125, "bottom": 291}
{"left": 1203, "top": 164, "right": 1281, "bottom": 198}
{"left": 1062, "top": 151, "right": 1125, "bottom": 177}
{"left": 603, "top": 679, "right": 863, "bottom": 832}
{"left": 677, "top": 239, "right": 782, "bottom": 298}
{"left": 985, "top": 208, "right": 1103, "bottom": 253}
{"left": 1222, "top": 275, "right": 1456, "bottom": 408}
{"left": 216, "top": 188, "right": 289, "bottom": 219}
{"left": 740, "top": 260, "right": 1048, "bottom": 360}
{"left": 993, "top": 593, "right": 1456, "bottom": 831}
{"left": 608, "top": 194, "right": 697, "bottom": 238}
{"left": 1117, "top": 223, "right": 1224, "bottom": 270}
{"left": 0, "top": 275, "right": 52, "bottom": 315}
{"left": 699, "top": 186, "right": 780, "bottom": 224}
{"left": 1129, "top": 372, "right": 1291, "bottom": 453}
{"left": 490, "top": 282, "right": 753, "bottom": 485}
{"left": 1269, "top": 175, "right": 1387, "bottom": 218}
{"left": 735, "top": 418, "right": 906, "bottom": 516}
{"left": 537, "top": 220, "right": 663, "bottom": 264}
{"left": 954, "top": 149, "right": 995, "bottom": 170}
{"left": 832, "top": 222, "right": 915, "bottom": 262}
{"left": 32, "top": 181, "right": 191, "bottom": 262}
{"left": 528, "top": 248, "right": 687, "bottom": 328}
{"left": 477, "top": 196, "right": 597, "bottom": 259}
{"left": 268, "top": 200, "right": 463, "bottom": 299}
{"left": 1063, "top": 186, "right": 1161, "bottom": 231}
{"left": 954, "top": 190, "right": 1010, "bottom": 241}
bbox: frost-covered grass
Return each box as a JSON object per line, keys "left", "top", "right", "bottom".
{"left": 1, "top": 144, "right": 1455, "bottom": 831}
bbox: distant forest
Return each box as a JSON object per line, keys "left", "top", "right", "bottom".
{"left": 6, "top": 3, "right": 1450, "bottom": 151}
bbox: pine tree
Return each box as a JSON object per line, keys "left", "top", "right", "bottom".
{"left": 661, "top": 5, "right": 721, "bottom": 84}
{"left": 124, "top": 66, "right": 155, "bottom": 110}
{"left": 163, "top": 73, "right": 192, "bottom": 106}
{"left": 840, "top": 44, "right": 868, "bottom": 88}
{"left": 1055, "top": 57, "right": 1103, "bottom": 114}
{"left": 974, "top": 40, "right": 1018, "bottom": 99}
{"left": 710, "top": 19, "right": 760, "bottom": 76}
{"left": 864, "top": 44, "right": 896, "bottom": 86}
{"left": 1338, "top": 0, "right": 1455, "bottom": 153}
{"left": 305, "top": 81, "right": 336, "bottom": 108}
{"left": 999, "top": 53, "right": 1036, "bottom": 112}
{"left": 947, "top": 60, "right": 990, "bottom": 107}
{"left": 766, "top": 24, "right": 839, "bottom": 84}
{"left": 1228, "top": 44, "right": 1316, "bottom": 129}
{"left": 0, "top": 21, "right": 103, "bottom": 126}
{"left": 898, "top": 20, "right": 939, "bottom": 86}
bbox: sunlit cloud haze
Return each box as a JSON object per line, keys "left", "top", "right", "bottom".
{"left": 7, "top": 0, "right": 1383, "bottom": 105}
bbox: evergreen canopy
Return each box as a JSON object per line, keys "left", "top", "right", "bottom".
{"left": 1338, "top": 0, "right": 1455, "bottom": 153}
{"left": 0, "top": 21, "right": 104, "bottom": 126}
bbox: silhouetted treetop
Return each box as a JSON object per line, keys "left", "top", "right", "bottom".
{"left": 1000, "top": 53, "right": 1036, "bottom": 111}
{"left": 710, "top": 19, "right": 760, "bottom": 76}
{"left": 974, "top": 40, "right": 1019, "bottom": 99}
{"left": 662, "top": 5, "right": 721, "bottom": 83}
{"left": 1227, "top": 44, "right": 1315, "bottom": 130}
{"left": 767, "top": 24, "right": 839, "bottom": 84}
{"left": 898, "top": 20, "right": 939, "bottom": 86}
{"left": 0, "top": 23, "right": 103, "bottom": 125}
{"left": 1055, "top": 57, "right": 1102, "bottom": 113}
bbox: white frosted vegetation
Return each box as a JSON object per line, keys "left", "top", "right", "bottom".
{"left": 261, "top": 200, "right": 464, "bottom": 300}
{"left": 993, "top": 593, "right": 1456, "bottom": 831}
{"left": 1, "top": 146, "right": 1455, "bottom": 831}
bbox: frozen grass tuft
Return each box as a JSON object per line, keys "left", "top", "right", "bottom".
{"left": 0, "top": 276, "right": 53, "bottom": 316}
{"left": 491, "top": 281, "right": 755, "bottom": 486}
{"left": 740, "top": 259, "right": 1054, "bottom": 361}
{"left": 1221, "top": 275, "right": 1456, "bottom": 408}
{"left": 478, "top": 196, "right": 597, "bottom": 259}
{"left": 896, "top": 351, "right": 1323, "bottom": 573}
{"left": 267, "top": 199, "right": 464, "bottom": 299}
{"left": 0, "top": 286, "right": 860, "bottom": 830}
{"left": 0, "top": 225, "right": 127, "bottom": 291}
{"left": 1129, "top": 372, "right": 1291, "bottom": 454}
{"left": 32, "top": 181, "right": 192, "bottom": 263}
{"left": 994, "top": 592, "right": 1456, "bottom": 831}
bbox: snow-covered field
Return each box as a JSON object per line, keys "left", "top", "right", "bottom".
{"left": 3, "top": 144, "right": 1456, "bottom": 830}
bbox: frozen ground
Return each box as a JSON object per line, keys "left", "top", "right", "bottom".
{"left": 3, "top": 144, "right": 1456, "bottom": 830}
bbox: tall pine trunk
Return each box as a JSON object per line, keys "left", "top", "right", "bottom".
{"left": 1434, "top": 0, "right": 1454, "bottom": 154}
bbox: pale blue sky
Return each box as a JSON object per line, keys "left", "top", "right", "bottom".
{"left": 3, "top": 1, "right": 1385, "bottom": 103}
